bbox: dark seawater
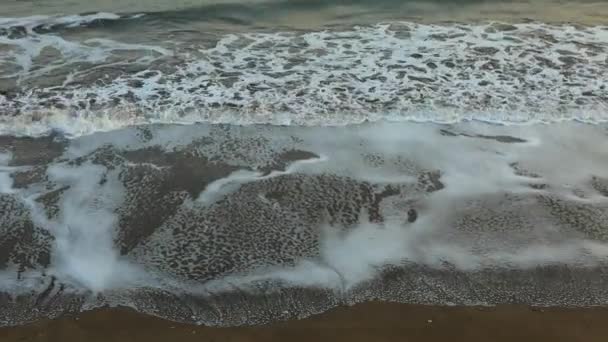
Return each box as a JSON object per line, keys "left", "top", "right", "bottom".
{"left": 1, "top": 0, "right": 608, "bottom": 328}
{"left": 3, "top": 0, "right": 608, "bottom": 23}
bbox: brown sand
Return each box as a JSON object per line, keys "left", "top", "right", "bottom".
{"left": 3, "top": 302, "right": 608, "bottom": 342}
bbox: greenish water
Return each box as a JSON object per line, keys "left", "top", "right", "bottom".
{"left": 3, "top": 0, "right": 608, "bottom": 26}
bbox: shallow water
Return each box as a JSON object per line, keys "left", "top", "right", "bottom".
{"left": 3, "top": 0, "right": 608, "bottom": 24}
{"left": 2, "top": 121, "right": 608, "bottom": 326}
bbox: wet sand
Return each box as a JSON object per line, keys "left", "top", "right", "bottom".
{"left": 3, "top": 302, "right": 608, "bottom": 342}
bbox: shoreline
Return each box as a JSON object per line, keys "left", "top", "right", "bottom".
{"left": 2, "top": 122, "right": 608, "bottom": 329}
{"left": 3, "top": 302, "right": 608, "bottom": 342}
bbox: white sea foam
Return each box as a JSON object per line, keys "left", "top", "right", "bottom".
{"left": 197, "top": 155, "right": 326, "bottom": 204}
{"left": 23, "top": 163, "right": 149, "bottom": 292}
{"left": 120, "top": 121, "right": 608, "bottom": 292}
{"left": 245, "top": 123, "right": 608, "bottom": 288}
{"left": 0, "top": 153, "right": 14, "bottom": 193}
{"left": 1, "top": 21, "right": 607, "bottom": 137}
{"left": 0, "top": 269, "right": 49, "bottom": 293}
{"left": 0, "top": 152, "right": 11, "bottom": 166}
{"left": 0, "top": 172, "right": 13, "bottom": 194}
{"left": 2, "top": 121, "right": 608, "bottom": 297}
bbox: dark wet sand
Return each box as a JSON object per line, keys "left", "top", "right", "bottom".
{"left": 3, "top": 302, "right": 608, "bottom": 342}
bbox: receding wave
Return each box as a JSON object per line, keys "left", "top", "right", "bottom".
{"left": 1, "top": 121, "right": 608, "bottom": 326}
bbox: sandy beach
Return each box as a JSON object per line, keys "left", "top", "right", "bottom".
{"left": 3, "top": 302, "right": 608, "bottom": 342}
{"left": 2, "top": 1, "right": 608, "bottom": 340}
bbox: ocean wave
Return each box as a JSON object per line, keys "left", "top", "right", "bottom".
{"left": 0, "top": 12, "right": 142, "bottom": 33}
{"left": 1, "top": 21, "right": 607, "bottom": 137}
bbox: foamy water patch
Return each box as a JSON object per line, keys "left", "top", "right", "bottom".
{"left": 0, "top": 153, "right": 13, "bottom": 193}
{"left": 128, "top": 122, "right": 608, "bottom": 292}
{"left": 2, "top": 121, "right": 608, "bottom": 318}
{"left": 1, "top": 22, "right": 608, "bottom": 136}
{"left": 23, "top": 162, "right": 149, "bottom": 292}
